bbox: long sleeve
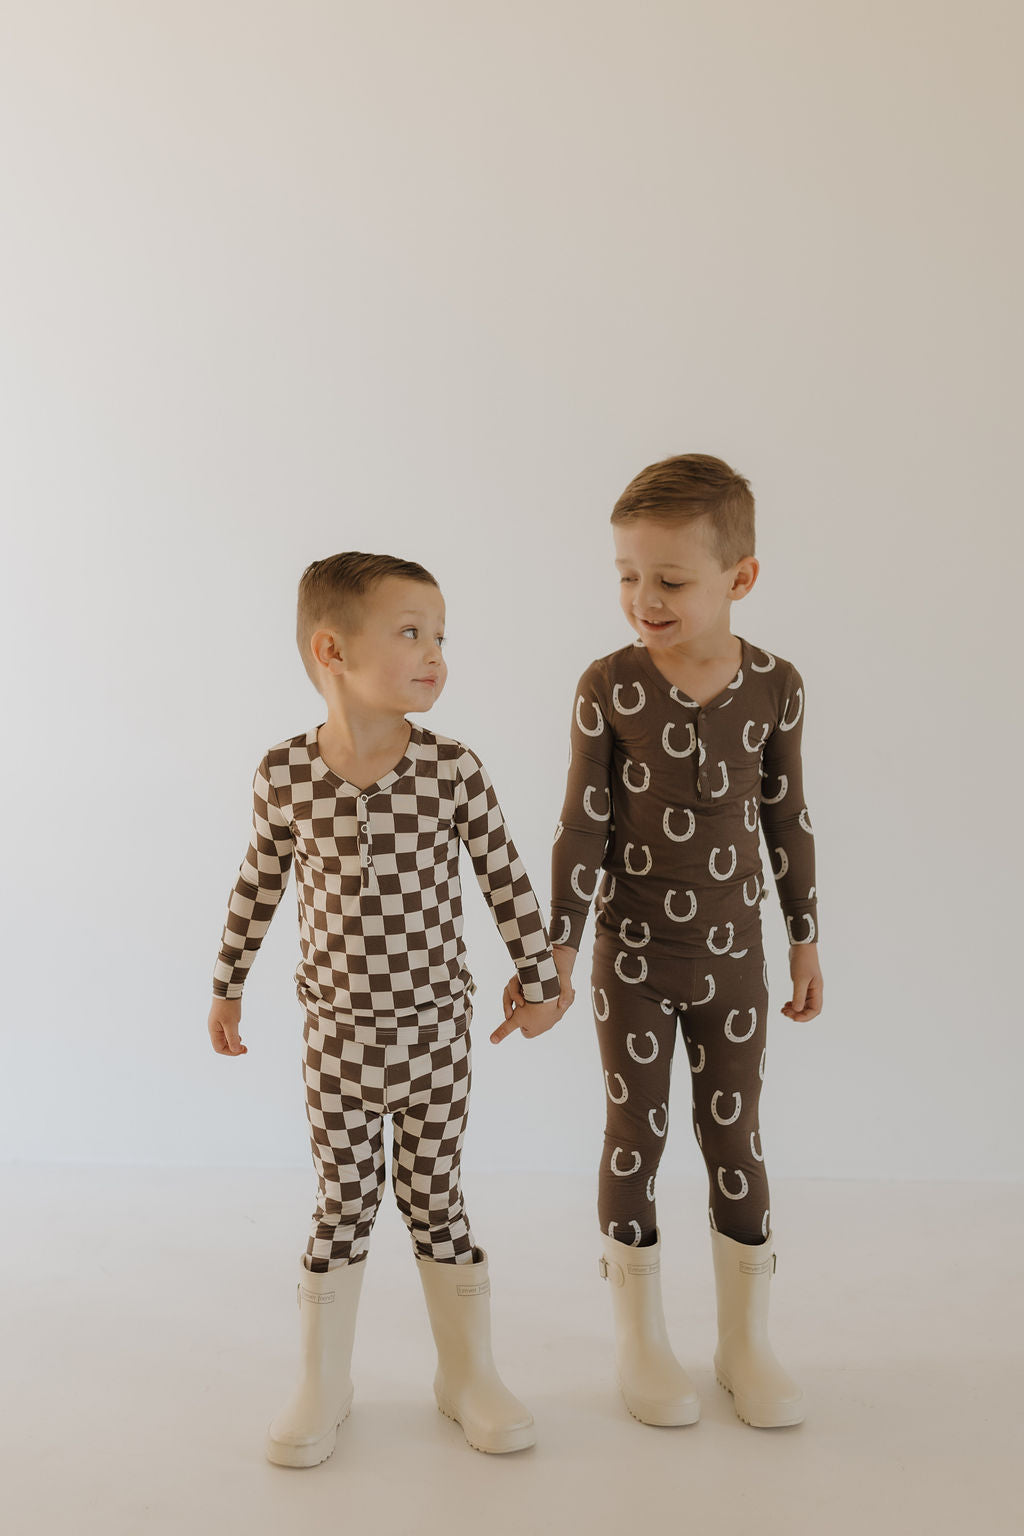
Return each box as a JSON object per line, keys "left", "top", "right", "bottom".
{"left": 549, "top": 663, "right": 614, "bottom": 950}
{"left": 212, "top": 754, "right": 296, "bottom": 998}
{"left": 758, "top": 664, "right": 819, "bottom": 945}
{"left": 454, "top": 746, "right": 561, "bottom": 1005}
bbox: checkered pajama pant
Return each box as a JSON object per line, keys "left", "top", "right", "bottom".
{"left": 302, "top": 1015, "right": 475, "bottom": 1272}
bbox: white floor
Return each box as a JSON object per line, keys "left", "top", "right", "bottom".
{"left": 2, "top": 1168, "right": 1020, "bottom": 1536}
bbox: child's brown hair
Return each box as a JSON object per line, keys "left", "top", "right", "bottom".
{"left": 296, "top": 551, "right": 439, "bottom": 689}
{"left": 611, "top": 454, "right": 755, "bottom": 569}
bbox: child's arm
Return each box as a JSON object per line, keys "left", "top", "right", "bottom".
{"left": 453, "top": 744, "right": 562, "bottom": 1040}
{"left": 758, "top": 663, "right": 823, "bottom": 1021}
{"left": 546, "top": 663, "right": 615, "bottom": 979}
{"left": 208, "top": 753, "right": 296, "bottom": 1054}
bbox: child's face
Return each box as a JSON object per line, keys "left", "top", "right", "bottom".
{"left": 613, "top": 517, "right": 748, "bottom": 649}
{"left": 334, "top": 576, "right": 448, "bottom": 713}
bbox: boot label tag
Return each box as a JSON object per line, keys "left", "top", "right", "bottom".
{"left": 300, "top": 1287, "right": 336, "bottom": 1304}
{"left": 626, "top": 1261, "right": 659, "bottom": 1277}
{"left": 456, "top": 1280, "right": 490, "bottom": 1297}
{"left": 739, "top": 1258, "right": 771, "bottom": 1276}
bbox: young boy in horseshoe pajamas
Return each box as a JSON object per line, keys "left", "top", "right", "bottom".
{"left": 208, "top": 551, "right": 565, "bottom": 1467}
{"left": 503, "top": 453, "right": 823, "bottom": 1429}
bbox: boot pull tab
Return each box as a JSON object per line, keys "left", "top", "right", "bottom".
{"left": 598, "top": 1255, "right": 626, "bottom": 1287}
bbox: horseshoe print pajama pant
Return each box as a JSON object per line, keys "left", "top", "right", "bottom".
{"left": 301, "top": 1013, "right": 476, "bottom": 1272}
{"left": 592, "top": 931, "right": 771, "bottom": 1246}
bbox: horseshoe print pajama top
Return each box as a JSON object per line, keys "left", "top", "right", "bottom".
{"left": 550, "top": 635, "right": 818, "bottom": 1245}
{"left": 214, "top": 722, "right": 560, "bottom": 1269}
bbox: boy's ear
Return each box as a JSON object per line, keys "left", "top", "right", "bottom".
{"left": 311, "top": 628, "right": 345, "bottom": 673}
{"left": 731, "top": 557, "right": 759, "bottom": 600}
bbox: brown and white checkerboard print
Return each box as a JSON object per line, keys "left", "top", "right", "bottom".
{"left": 303, "top": 1012, "right": 474, "bottom": 1270}
{"left": 213, "top": 722, "right": 560, "bottom": 1042}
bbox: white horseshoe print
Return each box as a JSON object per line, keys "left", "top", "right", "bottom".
{"left": 662, "top": 721, "right": 696, "bottom": 758}
{"left": 772, "top": 847, "right": 789, "bottom": 879}
{"left": 659, "top": 997, "right": 675, "bottom": 1015}
{"left": 571, "top": 863, "right": 600, "bottom": 900}
{"left": 553, "top": 820, "right": 564, "bottom": 843}
{"left": 698, "top": 738, "right": 707, "bottom": 766}
{"left": 709, "top": 762, "right": 729, "bottom": 798}
{"left": 743, "top": 874, "right": 761, "bottom": 906}
{"left": 608, "top": 1219, "right": 643, "bottom": 1244}
{"left": 758, "top": 1047, "right": 766, "bottom": 1081}
{"left": 779, "top": 688, "right": 804, "bottom": 731}
{"left": 622, "top": 758, "right": 651, "bottom": 792}
{"left": 614, "top": 950, "right": 648, "bottom": 984}
{"left": 670, "top": 686, "right": 700, "bottom": 708}
{"left": 663, "top": 806, "right": 696, "bottom": 841}
{"left": 762, "top": 956, "right": 769, "bottom": 990}
{"left": 583, "top": 785, "right": 611, "bottom": 821}
{"left": 624, "top": 842, "right": 653, "bottom": 876}
{"left": 707, "top": 923, "right": 735, "bottom": 955}
{"left": 575, "top": 696, "right": 605, "bottom": 736}
{"left": 751, "top": 1129, "right": 764, "bottom": 1163}
{"left": 711, "top": 1090, "right": 742, "bottom": 1126}
{"left": 762, "top": 1209, "right": 770, "bottom": 1238}
{"left": 725, "top": 1006, "right": 757, "bottom": 1042}
{"left": 610, "top": 1147, "right": 642, "bottom": 1177}
{"left": 601, "top": 873, "right": 616, "bottom": 903}
{"left": 591, "top": 986, "right": 610, "bottom": 1021}
{"left": 648, "top": 1103, "right": 668, "bottom": 1137}
{"left": 709, "top": 845, "right": 737, "bottom": 880}
{"left": 692, "top": 972, "right": 716, "bottom": 1005}
{"left": 744, "top": 798, "right": 759, "bottom": 832}
{"left": 750, "top": 648, "right": 776, "bottom": 673}
{"left": 786, "top": 912, "right": 817, "bottom": 943}
{"left": 646, "top": 1175, "right": 656, "bottom": 1203}
{"left": 728, "top": 668, "right": 744, "bottom": 690}
{"left": 619, "top": 917, "right": 651, "bottom": 949}
{"left": 799, "top": 807, "right": 814, "bottom": 833}
{"left": 760, "top": 773, "right": 788, "bottom": 804}
{"left": 708, "top": 1205, "right": 717, "bottom": 1230}
{"left": 689, "top": 1041, "right": 706, "bottom": 1073}
{"left": 664, "top": 888, "right": 697, "bottom": 923}
{"left": 552, "top": 914, "right": 573, "bottom": 945}
{"left": 695, "top": 1122, "right": 703, "bottom": 1148}
{"left": 626, "top": 1031, "right": 659, "bottom": 1064}
{"left": 718, "top": 1167, "right": 749, "bottom": 1200}
{"left": 742, "top": 720, "right": 769, "bottom": 753}
{"left": 605, "top": 1071, "right": 628, "bottom": 1104}
{"left": 730, "top": 948, "right": 749, "bottom": 959}
{"left": 613, "top": 681, "right": 646, "bottom": 715}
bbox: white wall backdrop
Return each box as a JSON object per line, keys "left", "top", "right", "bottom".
{"left": 1, "top": 0, "right": 1020, "bottom": 1179}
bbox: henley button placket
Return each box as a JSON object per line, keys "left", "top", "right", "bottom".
{"left": 356, "top": 793, "right": 374, "bottom": 887}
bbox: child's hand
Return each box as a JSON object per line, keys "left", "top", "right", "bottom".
{"left": 780, "top": 942, "right": 823, "bottom": 1022}
{"left": 490, "top": 996, "right": 562, "bottom": 1045}
{"left": 208, "top": 996, "right": 247, "bottom": 1056}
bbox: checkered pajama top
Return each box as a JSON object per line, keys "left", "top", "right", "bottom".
{"left": 212, "top": 722, "right": 561, "bottom": 1041}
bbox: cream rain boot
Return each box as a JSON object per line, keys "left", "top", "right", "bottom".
{"left": 265, "top": 1256, "right": 366, "bottom": 1467}
{"left": 710, "top": 1229, "right": 805, "bottom": 1427}
{"left": 415, "top": 1247, "right": 536, "bottom": 1454}
{"left": 599, "top": 1229, "right": 700, "bottom": 1426}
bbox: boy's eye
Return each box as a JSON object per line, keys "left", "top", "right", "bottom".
{"left": 662, "top": 581, "right": 685, "bottom": 590}
{"left": 619, "top": 576, "right": 637, "bottom": 584}
{"left": 436, "top": 635, "right": 446, "bottom": 649}
{"left": 402, "top": 627, "right": 418, "bottom": 638}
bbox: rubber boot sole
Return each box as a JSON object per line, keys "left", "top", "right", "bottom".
{"left": 435, "top": 1394, "right": 536, "bottom": 1454}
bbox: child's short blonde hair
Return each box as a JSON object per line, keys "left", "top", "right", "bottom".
{"left": 296, "top": 551, "right": 439, "bottom": 690}
{"left": 611, "top": 454, "right": 755, "bottom": 569}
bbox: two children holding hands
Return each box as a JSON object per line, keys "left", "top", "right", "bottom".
{"left": 208, "top": 452, "right": 823, "bottom": 1464}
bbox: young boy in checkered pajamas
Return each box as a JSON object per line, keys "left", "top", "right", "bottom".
{"left": 208, "top": 552, "right": 565, "bottom": 1466}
